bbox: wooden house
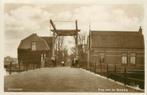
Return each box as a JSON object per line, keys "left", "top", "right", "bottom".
{"left": 18, "top": 33, "right": 53, "bottom": 69}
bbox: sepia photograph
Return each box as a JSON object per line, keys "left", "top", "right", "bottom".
{"left": 2, "top": 0, "right": 146, "bottom": 94}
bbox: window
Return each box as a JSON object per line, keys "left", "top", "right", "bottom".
{"left": 130, "top": 53, "right": 136, "bottom": 64}
{"left": 44, "top": 54, "right": 46, "bottom": 58}
{"left": 31, "top": 41, "right": 36, "bottom": 51}
{"left": 100, "top": 53, "right": 105, "bottom": 63}
{"left": 121, "top": 54, "right": 127, "bottom": 64}
{"left": 41, "top": 54, "right": 44, "bottom": 61}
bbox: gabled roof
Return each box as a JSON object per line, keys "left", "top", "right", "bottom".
{"left": 41, "top": 37, "right": 53, "bottom": 50}
{"left": 18, "top": 33, "right": 50, "bottom": 50}
{"left": 90, "top": 30, "right": 144, "bottom": 49}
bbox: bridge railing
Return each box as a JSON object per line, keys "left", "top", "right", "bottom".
{"left": 82, "top": 63, "right": 144, "bottom": 89}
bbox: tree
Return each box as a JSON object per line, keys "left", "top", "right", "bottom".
{"left": 78, "top": 33, "right": 86, "bottom": 45}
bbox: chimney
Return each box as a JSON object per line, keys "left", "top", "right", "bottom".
{"left": 139, "top": 26, "right": 142, "bottom": 34}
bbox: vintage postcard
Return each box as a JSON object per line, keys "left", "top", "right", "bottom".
{"left": 1, "top": 0, "right": 146, "bottom": 95}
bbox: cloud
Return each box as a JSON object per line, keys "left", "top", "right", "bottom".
{"left": 5, "top": 5, "right": 53, "bottom": 35}
{"left": 4, "top": 5, "right": 53, "bottom": 57}
{"left": 72, "top": 5, "right": 143, "bottom": 31}
{"left": 4, "top": 4, "right": 143, "bottom": 57}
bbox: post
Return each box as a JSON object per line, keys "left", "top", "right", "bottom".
{"left": 18, "top": 61, "right": 20, "bottom": 72}
{"left": 50, "top": 19, "right": 57, "bottom": 66}
{"left": 114, "top": 64, "right": 116, "bottom": 73}
{"left": 74, "top": 33, "right": 79, "bottom": 67}
{"left": 75, "top": 20, "right": 78, "bottom": 30}
{"left": 87, "top": 49, "right": 90, "bottom": 70}
{"left": 50, "top": 19, "right": 56, "bottom": 30}
{"left": 124, "top": 65, "right": 127, "bottom": 85}
{"left": 87, "top": 26, "right": 91, "bottom": 70}
{"left": 100, "top": 62, "right": 102, "bottom": 74}
{"left": 33, "top": 64, "right": 35, "bottom": 70}
{"left": 9, "top": 61, "right": 12, "bottom": 75}
{"left": 75, "top": 20, "right": 79, "bottom": 67}
{"left": 26, "top": 63, "right": 28, "bottom": 71}
{"left": 52, "top": 32, "right": 55, "bottom": 60}
{"left": 107, "top": 63, "right": 108, "bottom": 75}
{"left": 95, "top": 61, "right": 96, "bottom": 73}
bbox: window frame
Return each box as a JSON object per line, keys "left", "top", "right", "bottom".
{"left": 121, "top": 53, "right": 127, "bottom": 64}
{"left": 130, "top": 53, "right": 136, "bottom": 64}
{"left": 99, "top": 53, "right": 105, "bottom": 64}
{"left": 31, "top": 41, "right": 36, "bottom": 51}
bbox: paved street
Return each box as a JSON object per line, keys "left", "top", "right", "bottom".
{"left": 4, "top": 67, "right": 142, "bottom": 92}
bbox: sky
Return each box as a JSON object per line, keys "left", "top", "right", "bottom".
{"left": 4, "top": 3, "right": 144, "bottom": 57}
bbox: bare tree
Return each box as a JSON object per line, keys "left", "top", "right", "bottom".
{"left": 78, "top": 33, "right": 86, "bottom": 45}
{"left": 55, "top": 36, "right": 64, "bottom": 51}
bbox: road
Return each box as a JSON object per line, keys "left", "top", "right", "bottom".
{"left": 4, "top": 67, "right": 142, "bottom": 92}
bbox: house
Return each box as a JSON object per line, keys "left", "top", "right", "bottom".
{"left": 18, "top": 33, "right": 53, "bottom": 69}
{"left": 87, "top": 27, "right": 144, "bottom": 73}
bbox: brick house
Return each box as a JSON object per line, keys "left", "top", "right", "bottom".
{"left": 87, "top": 27, "right": 144, "bottom": 72}
{"left": 18, "top": 33, "right": 53, "bottom": 69}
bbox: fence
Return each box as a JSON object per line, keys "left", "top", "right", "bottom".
{"left": 84, "top": 63, "right": 144, "bottom": 89}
